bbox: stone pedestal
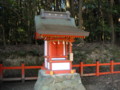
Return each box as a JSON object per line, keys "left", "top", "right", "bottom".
{"left": 34, "top": 70, "right": 86, "bottom": 90}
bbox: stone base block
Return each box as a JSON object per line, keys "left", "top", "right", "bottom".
{"left": 34, "top": 70, "right": 86, "bottom": 90}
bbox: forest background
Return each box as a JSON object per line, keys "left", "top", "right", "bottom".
{"left": 0, "top": 0, "right": 120, "bottom": 46}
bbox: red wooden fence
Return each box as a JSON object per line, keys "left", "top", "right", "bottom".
{"left": 0, "top": 60, "right": 120, "bottom": 82}
{"left": 0, "top": 62, "right": 42, "bottom": 82}
{"left": 73, "top": 60, "right": 120, "bottom": 76}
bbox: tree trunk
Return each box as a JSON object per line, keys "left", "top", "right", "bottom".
{"left": 70, "top": 0, "right": 74, "bottom": 17}
{"left": 54, "top": 0, "right": 57, "bottom": 11}
{"left": 66, "top": 0, "right": 70, "bottom": 10}
{"left": 27, "top": 1, "right": 32, "bottom": 44}
{"left": 108, "top": 0, "right": 115, "bottom": 45}
{"left": 78, "top": 0, "right": 84, "bottom": 43}
{"left": 98, "top": 0, "right": 105, "bottom": 43}
{"left": 78, "top": 0, "right": 83, "bottom": 30}
{"left": 1, "top": 25, "right": 6, "bottom": 46}
{"left": 109, "top": 14, "right": 115, "bottom": 45}
{"left": 1, "top": 0, "right": 6, "bottom": 46}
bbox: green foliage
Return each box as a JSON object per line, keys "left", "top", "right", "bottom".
{"left": 18, "top": 50, "right": 27, "bottom": 57}
{"left": 28, "top": 50, "right": 39, "bottom": 56}
{"left": 0, "top": 0, "right": 120, "bottom": 45}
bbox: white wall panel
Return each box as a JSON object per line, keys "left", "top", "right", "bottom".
{"left": 63, "top": 41, "right": 65, "bottom": 55}
{"left": 52, "top": 63, "right": 70, "bottom": 70}
{"left": 52, "top": 58, "right": 66, "bottom": 60}
{"left": 47, "top": 62, "right": 50, "bottom": 69}
{"left": 45, "top": 58, "right": 47, "bottom": 68}
{"left": 44, "top": 41, "right": 47, "bottom": 56}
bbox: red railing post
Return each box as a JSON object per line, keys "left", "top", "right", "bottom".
{"left": 110, "top": 59, "right": 114, "bottom": 73}
{"left": 0, "top": 61, "right": 3, "bottom": 83}
{"left": 21, "top": 61, "right": 25, "bottom": 83}
{"left": 80, "top": 60, "right": 84, "bottom": 76}
{"left": 96, "top": 60, "right": 100, "bottom": 76}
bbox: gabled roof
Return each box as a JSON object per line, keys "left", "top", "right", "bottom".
{"left": 35, "top": 9, "right": 89, "bottom": 39}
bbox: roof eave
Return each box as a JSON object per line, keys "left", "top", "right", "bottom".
{"left": 35, "top": 32, "right": 89, "bottom": 40}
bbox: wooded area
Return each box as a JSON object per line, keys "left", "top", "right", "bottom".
{"left": 0, "top": 0, "right": 120, "bottom": 46}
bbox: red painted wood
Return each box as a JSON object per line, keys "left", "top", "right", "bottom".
{"left": 3, "top": 67, "right": 21, "bottom": 69}
{"left": 113, "top": 71, "right": 120, "bottom": 73}
{"left": 65, "top": 42, "right": 69, "bottom": 59}
{"left": 50, "top": 41, "right": 64, "bottom": 57}
{"left": 44, "top": 56, "right": 67, "bottom": 58}
{"left": 83, "top": 64, "right": 96, "bottom": 67}
{"left": 35, "top": 32, "right": 86, "bottom": 39}
{"left": 110, "top": 60, "right": 114, "bottom": 73}
{"left": 69, "top": 42, "right": 72, "bottom": 53}
{"left": 46, "top": 70, "right": 75, "bottom": 74}
{"left": 72, "top": 64, "right": 80, "bottom": 67}
{"left": 45, "top": 37, "right": 74, "bottom": 42}
{"left": 99, "top": 72, "right": 111, "bottom": 75}
{"left": 96, "top": 61, "right": 100, "bottom": 76}
{"left": 99, "top": 63, "right": 110, "bottom": 66}
{"left": 21, "top": 63, "right": 25, "bottom": 82}
{"left": 3, "top": 66, "right": 41, "bottom": 70}
{"left": 1, "top": 61, "right": 120, "bottom": 81}
{"left": 24, "top": 66, "right": 41, "bottom": 69}
{"left": 82, "top": 73, "right": 96, "bottom": 76}
{"left": 0, "top": 64, "right": 3, "bottom": 81}
{"left": 35, "top": 32, "right": 41, "bottom": 39}
{"left": 48, "top": 41, "right": 51, "bottom": 60}
{"left": 114, "top": 63, "right": 120, "bottom": 65}
{"left": 47, "top": 41, "right": 50, "bottom": 61}
{"left": 80, "top": 62, "right": 84, "bottom": 76}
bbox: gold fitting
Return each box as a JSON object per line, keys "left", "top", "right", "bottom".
{"left": 71, "top": 70, "right": 75, "bottom": 74}
{"left": 50, "top": 71, "right": 54, "bottom": 75}
{"left": 49, "top": 61, "right": 52, "bottom": 62}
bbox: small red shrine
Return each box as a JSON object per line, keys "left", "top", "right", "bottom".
{"left": 35, "top": 9, "right": 89, "bottom": 75}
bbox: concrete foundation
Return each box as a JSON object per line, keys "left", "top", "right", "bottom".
{"left": 34, "top": 70, "right": 86, "bottom": 90}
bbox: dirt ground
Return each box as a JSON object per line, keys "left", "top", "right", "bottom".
{"left": 0, "top": 81, "right": 35, "bottom": 90}
{"left": 82, "top": 74, "right": 120, "bottom": 90}
{"left": 1, "top": 74, "right": 120, "bottom": 90}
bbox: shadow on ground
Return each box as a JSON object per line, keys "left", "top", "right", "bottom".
{"left": 0, "top": 81, "right": 35, "bottom": 90}
{"left": 0, "top": 74, "right": 120, "bottom": 90}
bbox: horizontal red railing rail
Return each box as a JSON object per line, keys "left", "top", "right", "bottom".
{"left": 0, "top": 61, "right": 42, "bottom": 83}
{"left": 0, "top": 60, "right": 120, "bottom": 82}
{"left": 24, "top": 66, "right": 42, "bottom": 69}
{"left": 3, "top": 67, "right": 22, "bottom": 70}
{"left": 72, "top": 60, "right": 120, "bottom": 77}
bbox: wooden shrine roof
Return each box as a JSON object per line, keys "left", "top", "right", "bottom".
{"left": 35, "top": 9, "right": 89, "bottom": 39}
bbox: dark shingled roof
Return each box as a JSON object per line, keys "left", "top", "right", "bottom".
{"left": 35, "top": 10, "right": 89, "bottom": 38}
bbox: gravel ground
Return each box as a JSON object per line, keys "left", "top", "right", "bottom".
{"left": 82, "top": 74, "right": 120, "bottom": 90}
{"left": 0, "top": 74, "right": 120, "bottom": 90}
{"left": 0, "top": 81, "right": 36, "bottom": 90}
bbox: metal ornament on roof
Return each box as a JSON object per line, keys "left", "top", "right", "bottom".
{"left": 40, "top": 9, "right": 70, "bottom": 19}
